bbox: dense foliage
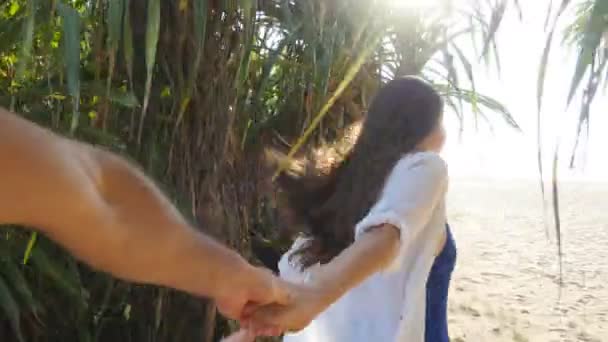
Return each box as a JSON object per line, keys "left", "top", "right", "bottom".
{"left": 5, "top": 0, "right": 604, "bottom": 340}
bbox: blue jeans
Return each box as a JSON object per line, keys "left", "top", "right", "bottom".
{"left": 425, "top": 224, "right": 457, "bottom": 342}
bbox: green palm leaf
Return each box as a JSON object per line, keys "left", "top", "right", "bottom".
{"left": 57, "top": 1, "right": 81, "bottom": 134}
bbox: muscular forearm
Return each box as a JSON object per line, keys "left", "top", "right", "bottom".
{"left": 49, "top": 145, "right": 254, "bottom": 299}
{"left": 0, "top": 108, "right": 254, "bottom": 299}
{"left": 160, "top": 227, "right": 253, "bottom": 299}
{"left": 102, "top": 219, "right": 251, "bottom": 300}
{"left": 314, "top": 225, "right": 400, "bottom": 304}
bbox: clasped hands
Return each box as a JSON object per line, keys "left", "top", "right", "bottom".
{"left": 217, "top": 268, "right": 334, "bottom": 341}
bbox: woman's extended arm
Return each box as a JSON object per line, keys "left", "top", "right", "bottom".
{"left": 247, "top": 154, "right": 448, "bottom": 332}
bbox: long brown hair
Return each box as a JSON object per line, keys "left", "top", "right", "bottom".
{"left": 277, "top": 76, "right": 443, "bottom": 269}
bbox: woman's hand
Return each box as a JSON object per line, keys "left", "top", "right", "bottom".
{"left": 245, "top": 281, "right": 333, "bottom": 334}
{"left": 215, "top": 266, "right": 291, "bottom": 321}
{"left": 241, "top": 225, "right": 401, "bottom": 335}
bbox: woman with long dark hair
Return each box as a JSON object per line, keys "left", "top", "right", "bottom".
{"left": 245, "top": 76, "right": 457, "bottom": 342}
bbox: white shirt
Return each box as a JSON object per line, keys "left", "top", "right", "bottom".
{"left": 279, "top": 152, "right": 448, "bottom": 342}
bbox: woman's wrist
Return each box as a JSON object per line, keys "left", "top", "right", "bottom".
{"left": 311, "top": 276, "right": 346, "bottom": 308}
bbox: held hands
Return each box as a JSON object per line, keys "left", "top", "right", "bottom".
{"left": 214, "top": 262, "right": 333, "bottom": 340}
{"left": 215, "top": 266, "right": 291, "bottom": 321}
{"left": 244, "top": 281, "right": 331, "bottom": 334}
{"left": 221, "top": 281, "right": 332, "bottom": 341}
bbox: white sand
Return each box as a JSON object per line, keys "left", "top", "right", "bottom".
{"left": 447, "top": 179, "right": 608, "bottom": 342}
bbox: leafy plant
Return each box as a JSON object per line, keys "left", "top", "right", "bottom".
{"left": 0, "top": 0, "right": 518, "bottom": 340}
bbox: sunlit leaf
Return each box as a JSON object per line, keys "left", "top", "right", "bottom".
{"left": 16, "top": 0, "right": 35, "bottom": 82}
{"left": 22, "top": 232, "right": 36, "bottom": 265}
{"left": 57, "top": 1, "right": 81, "bottom": 134}
{"left": 48, "top": 92, "right": 67, "bottom": 100}
{"left": 123, "top": 0, "right": 134, "bottom": 87}
{"left": 567, "top": 0, "right": 608, "bottom": 104}
{"left": 451, "top": 43, "right": 476, "bottom": 102}
{"left": 435, "top": 84, "right": 519, "bottom": 129}
{"left": 107, "top": 0, "right": 123, "bottom": 49}
{"left": 137, "top": 0, "right": 161, "bottom": 147}
{"left": 193, "top": 0, "right": 207, "bottom": 47}
{"left": 480, "top": 0, "right": 507, "bottom": 59}
{"left": 537, "top": 0, "right": 573, "bottom": 244}
{"left": 160, "top": 86, "right": 171, "bottom": 98}
{"left": 537, "top": 31, "right": 555, "bottom": 114}
{"left": 237, "top": 0, "right": 255, "bottom": 90}
{"left": 8, "top": 1, "right": 20, "bottom": 17}
{"left": 512, "top": 0, "right": 523, "bottom": 20}
{"left": 106, "top": 0, "right": 124, "bottom": 120}
{"left": 273, "top": 32, "right": 383, "bottom": 179}
{"left": 537, "top": 28, "right": 555, "bottom": 216}
{"left": 551, "top": 143, "right": 563, "bottom": 282}
{"left": 544, "top": 0, "right": 554, "bottom": 30}
{"left": 173, "top": 0, "right": 208, "bottom": 133}
{"left": 123, "top": 303, "right": 131, "bottom": 321}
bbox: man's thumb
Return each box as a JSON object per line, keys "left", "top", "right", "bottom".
{"left": 271, "top": 278, "right": 292, "bottom": 305}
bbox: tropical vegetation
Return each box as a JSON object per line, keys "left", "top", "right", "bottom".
{"left": 0, "top": 0, "right": 603, "bottom": 340}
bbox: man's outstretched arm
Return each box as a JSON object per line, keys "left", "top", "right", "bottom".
{"left": 0, "top": 108, "right": 287, "bottom": 318}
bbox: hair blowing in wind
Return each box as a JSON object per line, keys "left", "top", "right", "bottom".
{"left": 275, "top": 76, "right": 444, "bottom": 269}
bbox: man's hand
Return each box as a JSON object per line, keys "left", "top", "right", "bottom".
{"left": 215, "top": 264, "right": 291, "bottom": 321}
{"left": 241, "top": 226, "right": 402, "bottom": 335}
{"left": 244, "top": 281, "right": 329, "bottom": 335}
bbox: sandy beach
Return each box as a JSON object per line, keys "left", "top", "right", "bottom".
{"left": 447, "top": 178, "right": 608, "bottom": 342}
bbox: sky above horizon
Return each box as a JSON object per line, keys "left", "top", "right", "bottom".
{"left": 429, "top": 0, "right": 608, "bottom": 181}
